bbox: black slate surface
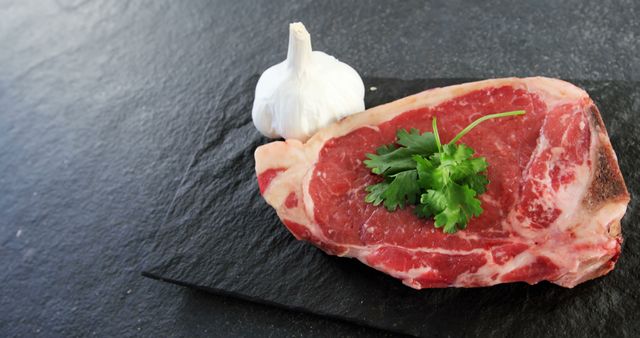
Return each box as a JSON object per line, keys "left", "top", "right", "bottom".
{"left": 143, "top": 77, "right": 640, "bottom": 337}
{"left": 3, "top": 0, "right": 640, "bottom": 336}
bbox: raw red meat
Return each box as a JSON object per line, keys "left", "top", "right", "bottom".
{"left": 255, "top": 77, "right": 629, "bottom": 288}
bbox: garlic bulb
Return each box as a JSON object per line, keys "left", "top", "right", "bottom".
{"left": 252, "top": 22, "right": 365, "bottom": 142}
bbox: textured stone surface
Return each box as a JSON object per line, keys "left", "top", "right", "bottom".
{"left": 145, "top": 77, "right": 640, "bottom": 337}
{"left": 1, "top": 0, "right": 638, "bottom": 336}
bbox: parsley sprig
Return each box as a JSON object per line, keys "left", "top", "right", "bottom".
{"left": 364, "top": 110, "right": 525, "bottom": 233}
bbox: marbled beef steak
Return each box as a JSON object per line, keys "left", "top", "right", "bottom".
{"left": 255, "top": 77, "right": 629, "bottom": 289}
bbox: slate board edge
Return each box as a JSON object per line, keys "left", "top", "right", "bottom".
{"left": 141, "top": 271, "right": 412, "bottom": 337}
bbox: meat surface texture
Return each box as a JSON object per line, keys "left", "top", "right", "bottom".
{"left": 254, "top": 77, "right": 629, "bottom": 289}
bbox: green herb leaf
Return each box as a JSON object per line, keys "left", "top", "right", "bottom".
{"left": 461, "top": 172, "right": 490, "bottom": 194}
{"left": 363, "top": 110, "right": 525, "bottom": 234}
{"left": 364, "top": 128, "right": 437, "bottom": 176}
{"left": 365, "top": 170, "right": 420, "bottom": 211}
{"left": 420, "top": 173, "right": 484, "bottom": 233}
{"left": 364, "top": 181, "right": 389, "bottom": 206}
{"left": 420, "top": 189, "right": 448, "bottom": 211}
{"left": 413, "top": 155, "right": 434, "bottom": 187}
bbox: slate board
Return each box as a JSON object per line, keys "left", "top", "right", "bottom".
{"left": 143, "top": 77, "right": 640, "bottom": 337}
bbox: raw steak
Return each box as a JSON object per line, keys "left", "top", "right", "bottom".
{"left": 254, "top": 77, "right": 629, "bottom": 289}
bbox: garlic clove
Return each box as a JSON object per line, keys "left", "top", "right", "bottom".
{"left": 252, "top": 22, "right": 365, "bottom": 142}
{"left": 251, "top": 66, "right": 283, "bottom": 138}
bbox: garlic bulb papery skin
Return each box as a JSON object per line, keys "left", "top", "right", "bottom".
{"left": 252, "top": 22, "right": 365, "bottom": 142}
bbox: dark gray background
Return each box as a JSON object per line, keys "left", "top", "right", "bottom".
{"left": 1, "top": 0, "right": 637, "bottom": 337}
